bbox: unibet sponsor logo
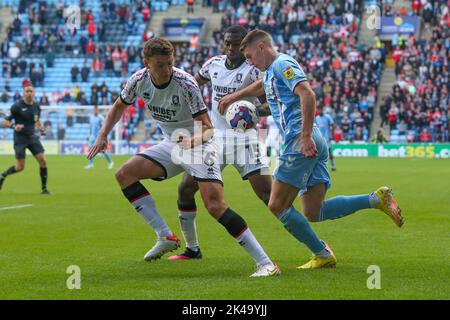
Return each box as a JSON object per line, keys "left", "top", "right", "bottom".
{"left": 213, "top": 85, "right": 238, "bottom": 102}
{"left": 147, "top": 105, "right": 177, "bottom": 122}
{"left": 213, "top": 85, "right": 237, "bottom": 94}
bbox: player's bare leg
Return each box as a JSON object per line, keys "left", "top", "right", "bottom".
{"left": 169, "top": 173, "right": 202, "bottom": 260}
{"left": 248, "top": 173, "right": 272, "bottom": 205}
{"left": 34, "top": 152, "right": 50, "bottom": 194}
{"left": 268, "top": 179, "right": 336, "bottom": 269}
{"left": 0, "top": 159, "right": 25, "bottom": 190}
{"left": 116, "top": 155, "right": 180, "bottom": 261}
{"left": 300, "top": 183, "right": 327, "bottom": 222}
{"left": 197, "top": 180, "right": 280, "bottom": 277}
{"left": 268, "top": 179, "right": 299, "bottom": 217}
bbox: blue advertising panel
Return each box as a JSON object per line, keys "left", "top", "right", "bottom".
{"left": 378, "top": 16, "right": 420, "bottom": 37}
{"left": 164, "top": 18, "right": 204, "bottom": 37}
{"left": 59, "top": 142, "right": 158, "bottom": 155}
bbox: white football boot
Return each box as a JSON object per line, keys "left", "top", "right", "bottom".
{"left": 250, "top": 263, "right": 281, "bottom": 277}
{"left": 144, "top": 234, "right": 180, "bottom": 261}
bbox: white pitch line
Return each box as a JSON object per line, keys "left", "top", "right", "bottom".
{"left": 0, "top": 204, "right": 33, "bottom": 211}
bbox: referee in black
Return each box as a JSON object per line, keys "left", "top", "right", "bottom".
{"left": 0, "top": 82, "right": 51, "bottom": 194}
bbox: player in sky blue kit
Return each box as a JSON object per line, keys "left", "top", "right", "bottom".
{"left": 85, "top": 106, "right": 114, "bottom": 169}
{"left": 219, "top": 30, "right": 404, "bottom": 269}
{"left": 315, "top": 108, "right": 336, "bottom": 171}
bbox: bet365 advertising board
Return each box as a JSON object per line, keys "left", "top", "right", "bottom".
{"left": 331, "top": 144, "right": 450, "bottom": 158}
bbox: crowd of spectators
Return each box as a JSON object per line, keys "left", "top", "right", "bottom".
{"left": 0, "top": 0, "right": 149, "bottom": 87}
{"left": 204, "top": 0, "right": 381, "bottom": 142}
{"left": 1, "top": 0, "right": 448, "bottom": 143}
{"left": 379, "top": 0, "right": 449, "bottom": 143}
{"left": 3, "top": 0, "right": 151, "bottom": 52}
{"left": 1, "top": 53, "right": 46, "bottom": 86}
{"left": 0, "top": 0, "right": 154, "bottom": 140}
{"left": 150, "top": 0, "right": 381, "bottom": 145}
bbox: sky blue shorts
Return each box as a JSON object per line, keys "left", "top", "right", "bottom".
{"left": 274, "top": 126, "right": 331, "bottom": 195}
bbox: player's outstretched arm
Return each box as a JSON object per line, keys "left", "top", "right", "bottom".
{"left": 35, "top": 117, "right": 45, "bottom": 136}
{"left": 294, "top": 81, "right": 318, "bottom": 159}
{"left": 87, "top": 98, "right": 128, "bottom": 159}
{"left": 3, "top": 119, "right": 12, "bottom": 129}
{"left": 3, "top": 119, "right": 23, "bottom": 132}
{"left": 194, "top": 112, "right": 214, "bottom": 146}
{"left": 3, "top": 107, "right": 19, "bottom": 131}
{"left": 178, "top": 112, "right": 214, "bottom": 149}
{"left": 218, "top": 79, "right": 264, "bottom": 114}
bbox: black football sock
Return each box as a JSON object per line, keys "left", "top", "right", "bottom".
{"left": 218, "top": 208, "right": 248, "bottom": 238}
{"left": 40, "top": 167, "right": 48, "bottom": 190}
{"left": 1, "top": 166, "right": 17, "bottom": 178}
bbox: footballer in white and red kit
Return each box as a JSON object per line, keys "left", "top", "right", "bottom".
{"left": 120, "top": 66, "right": 223, "bottom": 182}
{"left": 88, "top": 37, "right": 280, "bottom": 277}
{"left": 170, "top": 26, "right": 273, "bottom": 262}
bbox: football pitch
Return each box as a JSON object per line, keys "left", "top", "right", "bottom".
{"left": 0, "top": 155, "right": 449, "bottom": 300}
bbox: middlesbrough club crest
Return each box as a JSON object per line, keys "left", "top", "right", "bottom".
{"left": 235, "top": 73, "right": 243, "bottom": 83}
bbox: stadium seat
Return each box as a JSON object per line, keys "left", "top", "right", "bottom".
{"left": 152, "top": 2, "right": 162, "bottom": 11}
{"left": 390, "top": 135, "right": 399, "bottom": 143}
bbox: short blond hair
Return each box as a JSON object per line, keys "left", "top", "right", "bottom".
{"left": 239, "top": 29, "right": 273, "bottom": 52}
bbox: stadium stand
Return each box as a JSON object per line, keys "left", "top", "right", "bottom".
{"left": 0, "top": 0, "right": 156, "bottom": 141}
{"left": 379, "top": 0, "right": 449, "bottom": 143}
{"left": 1, "top": 0, "right": 447, "bottom": 143}
{"left": 214, "top": 0, "right": 382, "bottom": 142}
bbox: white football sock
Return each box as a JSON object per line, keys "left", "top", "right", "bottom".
{"left": 179, "top": 210, "right": 199, "bottom": 250}
{"left": 315, "top": 247, "right": 332, "bottom": 258}
{"left": 236, "top": 228, "right": 272, "bottom": 266}
{"left": 132, "top": 194, "right": 172, "bottom": 238}
{"left": 369, "top": 192, "right": 380, "bottom": 208}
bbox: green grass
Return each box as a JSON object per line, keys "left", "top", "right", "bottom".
{"left": 0, "top": 155, "right": 449, "bottom": 299}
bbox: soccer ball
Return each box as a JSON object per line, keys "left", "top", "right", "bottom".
{"left": 225, "top": 100, "right": 259, "bottom": 133}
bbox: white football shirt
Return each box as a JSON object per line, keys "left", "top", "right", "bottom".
{"left": 198, "top": 55, "right": 261, "bottom": 132}
{"left": 120, "top": 67, "right": 207, "bottom": 139}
